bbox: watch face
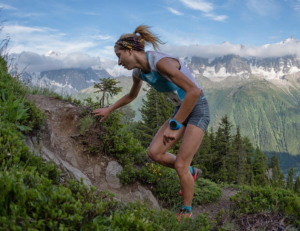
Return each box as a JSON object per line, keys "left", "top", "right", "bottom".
{"left": 170, "top": 120, "right": 177, "bottom": 129}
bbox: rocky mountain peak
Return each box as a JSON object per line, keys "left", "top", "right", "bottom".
{"left": 278, "top": 36, "right": 299, "bottom": 45}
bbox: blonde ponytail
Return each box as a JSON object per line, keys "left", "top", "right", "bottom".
{"left": 133, "top": 25, "right": 164, "bottom": 51}
{"left": 116, "top": 25, "right": 164, "bottom": 51}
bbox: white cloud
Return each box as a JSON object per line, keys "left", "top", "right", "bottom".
{"left": 161, "top": 41, "right": 300, "bottom": 59}
{"left": 10, "top": 51, "right": 100, "bottom": 72}
{"left": 2, "top": 24, "right": 115, "bottom": 59}
{"left": 3, "top": 25, "right": 53, "bottom": 34}
{"left": 9, "top": 51, "right": 131, "bottom": 77}
{"left": 246, "top": 0, "right": 280, "bottom": 16}
{"left": 178, "top": 0, "right": 228, "bottom": 21}
{"left": 293, "top": 0, "right": 300, "bottom": 12}
{"left": 204, "top": 13, "right": 228, "bottom": 22}
{"left": 0, "top": 3, "right": 17, "bottom": 10}
{"left": 12, "top": 12, "right": 43, "bottom": 18}
{"left": 167, "top": 7, "right": 183, "bottom": 15}
{"left": 179, "top": 0, "right": 213, "bottom": 13}
{"left": 91, "top": 35, "right": 112, "bottom": 40}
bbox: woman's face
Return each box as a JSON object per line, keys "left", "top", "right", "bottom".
{"left": 115, "top": 47, "right": 134, "bottom": 70}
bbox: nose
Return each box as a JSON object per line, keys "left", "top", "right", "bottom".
{"left": 118, "top": 58, "right": 122, "bottom": 66}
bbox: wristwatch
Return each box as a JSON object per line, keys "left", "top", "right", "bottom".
{"left": 169, "top": 119, "right": 182, "bottom": 130}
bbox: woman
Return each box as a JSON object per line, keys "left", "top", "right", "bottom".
{"left": 92, "top": 25, "right": 210, "bottom": 220}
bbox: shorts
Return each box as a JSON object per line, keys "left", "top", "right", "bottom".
{"left": 171, "top": 90, "right": 210, "bottom": 132}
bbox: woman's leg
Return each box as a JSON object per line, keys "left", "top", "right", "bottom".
{"left": 175, "top": 124, "right": 204, "bottom": 206}
{"left": 147, "top": 119, "right": 185, "bottom": 168}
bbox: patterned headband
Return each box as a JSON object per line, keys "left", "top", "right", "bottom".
{"left": 115, "top": 37, "right": 145, "bottom": 51}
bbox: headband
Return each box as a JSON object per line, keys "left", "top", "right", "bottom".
{"left": 115, "top": 37, "right": 145, "bottom": 51}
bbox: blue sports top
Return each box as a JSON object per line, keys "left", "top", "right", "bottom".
{"left": 132, "top": 51, "right": 202, "bottom": 106}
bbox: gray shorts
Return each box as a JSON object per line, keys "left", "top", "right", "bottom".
{"left": 171, "top": 91, "right": 210, "bottom": 132}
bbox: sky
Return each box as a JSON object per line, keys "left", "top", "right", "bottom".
{"left": 1, "top": 0, "right": 300, "bottom": 73}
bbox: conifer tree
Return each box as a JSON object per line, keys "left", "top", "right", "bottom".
{"left": 193, "top": 130, "right": 213, "bottom": 178}
{"left": 268, "top": 152, "right": 285, "bottom": 188}
{"left": 207, "top": 126, "right": 219, "bottom": 180}
{"left": 233, "top": 126, "right": 246, "bottom": 185}
{"left": 94, "top": 77, "right": 122, "bottom": 107}
{"left": 135, "top": 86, "right": 173, "bottom": 147}
{"left": 252, "top": 146, "right": 268, "bottom": 187}
{"left": 214, "top": 115, "right": 235, "bottom": 183}
{"left": 286, "top": 167, "right": 295, "bottom": 190}
{"left": 294, "top": 176, "right": 300, "bottom": 195}
{"left": 209, "top": 126, "right": 215, "bottom": 151}
{"left": 242, "top": 137, "right": 255, "bottom": 185}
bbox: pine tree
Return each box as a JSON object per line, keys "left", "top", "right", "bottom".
{"left": 242, "top": 137, "right": 255, "bottom": 185}
{"left": 193, "top": 129, "right": 213, "bottom": 178}
{"left": 233, "top": 126, "right": 246, "bottom": 185}
{"left": 135, "top": 86, "right": 173, "bottom": 147}
{"left": 252, "top": 146, "right": 268, "bottom": 187}
{"left": 268, "top": 152, "right": 285, "bottom": 188}
{"left": 286, "top": 167, "right": 294, "bottom": 191}
{"left": 214, "top": 115, "right": 235, "bottom": 183}
{"left": 94, "top": 77, "right": 122, "bottom": 107}
{"left": 294, "top": 176, "right": 300, "bottom": 195}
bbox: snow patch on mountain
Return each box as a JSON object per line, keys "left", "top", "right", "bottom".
{"left": 45, "top": 50, "right": 60, "bottom": 57}
{"left": 278, "top": 36, "right": 300, "bottom": 45}
{"left": 202, "top": 66, "right": 250, "bottom": 78}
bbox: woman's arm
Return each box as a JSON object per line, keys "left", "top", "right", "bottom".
{"left": 92, "top": 76, "right": 142, "bottom": 122}
{"left": 156, "top": 58, "right": 201, "bottom": 124}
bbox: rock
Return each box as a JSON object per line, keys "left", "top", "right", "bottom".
{"left": 138, "top": 186, "right": 160, "bottom": 210}
{"left": 106, "top": 161, "right": 123, "bottom": 189}
{"left": 25, "top": 136, "right": 92, "bottom": 188}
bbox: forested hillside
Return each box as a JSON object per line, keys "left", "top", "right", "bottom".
{"left": 198, "top": 74, "right": 300, "bottom": 175}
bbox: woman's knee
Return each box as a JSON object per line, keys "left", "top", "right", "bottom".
{"left": 174, "top": 161, "right": 190, "bottom": 176}
{"left": 147, "top": 147, "right": 160, "bottom": 161}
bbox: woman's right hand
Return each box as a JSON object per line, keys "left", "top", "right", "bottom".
{"left": 92, "top": 107, "right": 112, "bottom": 122}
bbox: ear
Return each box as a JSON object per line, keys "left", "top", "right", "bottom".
{"left": 129, "top": 49, "right": 133, "bottom": 55}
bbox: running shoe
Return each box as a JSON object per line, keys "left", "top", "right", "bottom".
{"left": 179, "top": 167, "right": 202, "bottom": 196}
{"left": 176, "top": 208, "right": 192, "bottom": 221}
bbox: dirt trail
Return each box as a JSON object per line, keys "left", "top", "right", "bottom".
{"left": 26, "top": 95, "right": 238, "bottom": 219}
{"left": 193, "top": 187, "right": 238, "bottom": 219}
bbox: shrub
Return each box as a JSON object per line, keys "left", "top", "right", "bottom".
{"left": 231, "top": 186, "right": 300, "bottom": 226}
{"left": 79, "top": 114, "right": 95, "bottom": 135}
{"left": 137, "top": 162, "right": 223, "bottom": 207}
{"left": 193, "top": 178, "right": 223, "bottom": 204}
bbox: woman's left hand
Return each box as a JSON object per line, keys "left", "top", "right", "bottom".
{"left": 163, "top": 127, "right": 179, "bottom": 145}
